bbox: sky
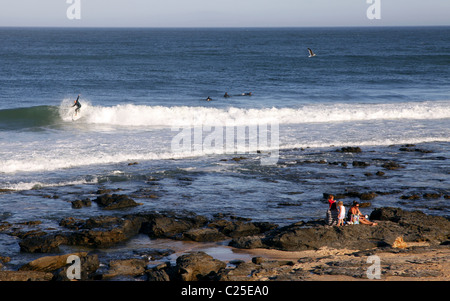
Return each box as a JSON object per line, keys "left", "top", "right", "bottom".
{"left": 0, "top": 0, "right": 449, "bottom": 27}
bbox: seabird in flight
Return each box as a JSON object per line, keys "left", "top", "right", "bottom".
{"left": 308, "top": 48, "right": 316, "bottom": 57}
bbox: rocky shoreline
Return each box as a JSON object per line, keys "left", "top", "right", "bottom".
{"left": 1, "top": 203, "right": 448, "bottom": 281}
{"left": 0, "top": 143, "right": 449, "bottom": 282}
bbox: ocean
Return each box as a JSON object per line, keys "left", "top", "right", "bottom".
{"left": 0, "top": 27, "right": 449, "bottom": 264}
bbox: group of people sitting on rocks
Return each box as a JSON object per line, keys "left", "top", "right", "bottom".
{"left": 326, "top": 195, "right": 377, "bottom": 227}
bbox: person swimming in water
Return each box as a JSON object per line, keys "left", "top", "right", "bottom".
{"left": 72, "top": 94, "right": 81, "bottom": 116}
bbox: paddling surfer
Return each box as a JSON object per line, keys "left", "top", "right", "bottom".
{"left": 72, "top": 94, "right": 81, "bottom": 116}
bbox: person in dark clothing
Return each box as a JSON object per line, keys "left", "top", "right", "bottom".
{"left": 72, "top": 94, "right": 81, "bottom": 116}
{"left": 326, "top": 202, "right": 339, "bottom": 226}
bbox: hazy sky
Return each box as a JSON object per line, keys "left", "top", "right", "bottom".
{"left": 0, "top": 0, "right": 449, "bottom": 27}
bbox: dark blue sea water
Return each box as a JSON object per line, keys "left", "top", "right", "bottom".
{"left": 0, "top": 27, "right": 449, "bottom": 263}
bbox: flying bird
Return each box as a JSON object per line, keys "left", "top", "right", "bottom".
{"left": 307, "top": 48, "right": 316, "bottom": 57}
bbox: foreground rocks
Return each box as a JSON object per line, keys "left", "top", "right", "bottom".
{"left": 1, "top": 210, "right": 277, "bottom": 255}
{"left": 144, "top": 244, "right": 450, "bottom": 281}
{"left": 0, "top": 207, "right": 449, "bottom": 281}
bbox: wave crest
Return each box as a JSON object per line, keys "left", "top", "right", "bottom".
{"left": 61, "top": 100, "right": 450, "bottom": 127}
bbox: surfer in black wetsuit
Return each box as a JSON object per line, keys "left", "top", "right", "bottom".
{"left": 72, "top": 94, "right": 81, "bottom": 116}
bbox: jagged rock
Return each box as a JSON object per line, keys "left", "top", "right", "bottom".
{"left": 19, "top": 233, "right": 67, "bottom": 253}
{"left": 93, "top": 194, "right": 141, "bottom": 210}
{"left": 337, "top": 147, "right": 362, "bottom": 153}
{"left": 71, "top": 198, "right": 92, "bottom": 209}
{"left": 176, "top": 252, "right": 226, "bottom": 281}
{"left": 353, "top": 161, "right": 370, "bottom": 167}
{"left": 139, "top": 212, "right": 208, "bottom": 239}
{"left": 231, "top": 207, "right": 450, "bottom": 251}
{"left": 62, "top": 215, "right": 143, "bottom": 248}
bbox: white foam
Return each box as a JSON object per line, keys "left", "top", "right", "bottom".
{"left": 2, "top": 178, "right": 99, "bottom": 191}
{"left": 59, "top": 100, "right": 450, "bottom": 127}
{"left": 1, "top": 100, "right": 447, "bottom": 174}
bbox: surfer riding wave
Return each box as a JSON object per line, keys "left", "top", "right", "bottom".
{"left": 72, "top": 94, "right": 81, "bottom": 116}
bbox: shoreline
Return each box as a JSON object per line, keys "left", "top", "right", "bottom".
{"left": 0, "top": 206, "right": 448, "bottom": 281}
{"left": 0, "top": 142, "right": 448, "bottom": 281}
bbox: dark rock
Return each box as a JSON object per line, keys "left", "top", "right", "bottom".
{"left": 231, "top": 156, "right": 248, "bottom": 162}
{"left": 229, "top": 236, "right": 264, "bottom": 249}
{"left": 139, "top": 212, "right": 208, "bottom": 239}
{"left": 93, "top": 194, "right": 141, "bottom": 210}
{"left": 138, "top": 211, "right": 274, "bottom": 242}
{"left": 146, "top": 265, "right": 173, "bottom": 281}
{"left": 344, "top": 191, "right": 362, "bottom": 198}
{"left": 359, "top": 202, "right": 371, "bottom": 208}
{"left": 183, "top": 228, "right": 227, "bottom": 242}
{"left": 231, "top": 207, "right": 450, "bottom": 252}
{"left": 359, "top": 192, "right": 377, "bottom": 201}
{"left": 71, "top": 198, "right": 92, "bottom": 209}
{"left": 338, "top": 147, "right": 362, "bottom": 153}
{"left": 209, "top": 220, "right": 260, "bottom": 238}
{"left": 399, "top": 147, "right": 433, "bottom": 153}
{"left": 176, "top": 252, "right": 226, "bottom": 281}
{"left": 215, "top": 261, "right": 259, "bottom": 281}
{"left": 253, "top": 222, "right": 279, "bottom": 233}
{"left": 382, "top": 161, "right": 403, "bottom": 170}
{"left": 400, "top": 194, "right": 421, "bottom": 200}
{"left": 133, "top": 248, "right": 174, "bottom": 261}
{"left": 369, "top": 207, "right": 450, "bottom": 244}
{"left": 19, "top": 233, "right": 67, "bottom": 253}
{"left": 423, "top": 193, "right": 442, "bottom": 199}
{"left": 63, "top": 216, "right": 143, "bottom": 248}
{"left": 353, "top": 161, "right": 370, "bottom": 167}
